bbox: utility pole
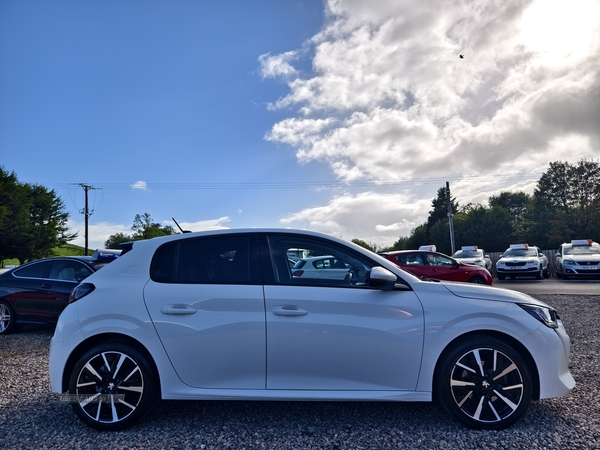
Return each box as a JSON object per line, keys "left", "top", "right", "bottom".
{"left": 446, "top": 181, "right": 456, "bottom": 255}
{"left": 74, "top": 183, "right": 98, "bottom": 256}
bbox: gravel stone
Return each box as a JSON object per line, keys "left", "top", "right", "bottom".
{"left": 1, "top": 294, "right": 598, "bottom": 449}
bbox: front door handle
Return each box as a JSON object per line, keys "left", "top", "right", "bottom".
{"left": 161, "top": 304, "right": 198, "bottom": 315}
{"left": 272, "top": 306, "right": 308, "bottom": 317}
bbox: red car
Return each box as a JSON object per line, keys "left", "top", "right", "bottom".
{"left": 379, "top": 249, "right": 493, "bottom": 285}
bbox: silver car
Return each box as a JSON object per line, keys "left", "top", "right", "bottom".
{"left": 49, "top": 229, "right": 574, "bottom": 431}
{"left": 555, "top": 240, "right": 600, "bottom": 279}
{"left": 452, "top": 246, "right": 493, "bottom": 273}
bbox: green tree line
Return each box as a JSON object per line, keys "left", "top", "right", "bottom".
{"left": 0, "top": 166, "right": 76, "bottom": 263}
{"left": 379, "top": 159, "right": 600, "bottom": 254}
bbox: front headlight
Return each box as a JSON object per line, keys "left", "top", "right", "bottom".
{"left": 518, "top": 304, "right": 559, "bottom": 329}
{"left": 525, "top": 260, "right": 537, "bottom": 266}
{"left": 564, "top": 259, "right": 575, "bottom": 265}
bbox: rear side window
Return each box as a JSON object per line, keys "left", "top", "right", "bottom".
{"left": 13, "top": 261, "right": 51, "bottom": 279}
{"left": 150, "top": 235, "right": 260, "bottom": 284}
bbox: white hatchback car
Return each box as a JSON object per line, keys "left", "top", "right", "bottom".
{"left": 49, "top": 229, "right": 574, "bottom": 431}
{"left": 452, "top": 246, "right": 493, "bottom": 273}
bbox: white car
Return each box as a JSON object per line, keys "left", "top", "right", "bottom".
{"left": 452, "top": 246, "right": 493, "bottom": 272}
{"left": 292, "top": 256, "right": 351, "bottom": 280}
{"left": 555, "top": 239, "right": 600, "bottom": 279}
{"left": 496, "top": 244, "right": 549, "bottom": 280}
{"left": 49, "top": 229, "right": 574, "bottom": 431}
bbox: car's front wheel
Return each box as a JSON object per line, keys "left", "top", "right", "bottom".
{"left": 468, "top": 276, "right": 486, "bottom": 284}
{"left": 0, "top": 301, "right": 17, "bottom": 335}
{"left": 69, "top": 342, "right": 158, "bottom": 431}
{"left": 436, "top": 336, "right": 532, "bottom": 430}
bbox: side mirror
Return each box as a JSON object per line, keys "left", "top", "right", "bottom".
{"left": 555, "top": 253, "right": 561, "bottom": 257}
{"left": 369, "top": 267, "right": 398, "bottom": 291}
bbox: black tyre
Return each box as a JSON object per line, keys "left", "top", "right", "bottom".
{"left": 468, "top": 276, "right": 486, "bottom": 284}
{"left": 543, "top": 268, "right": 550, "bottom": 279}
{"left": 0, "top": 301, "right": 17, "bottom": 335}
{"left": 436, "top": 336, "right": 532, "bottom": 430}
{"left": 535, "top": 268, "right": 542, "bottom": 280}
{"left": 497, "top": 274, "right": 505, "bottom": 280}
{"left": 556, "top": 270, "right": 562, "bottom": 279}
{"left": 69, "top": 342, "right": 158, "bottom": 431}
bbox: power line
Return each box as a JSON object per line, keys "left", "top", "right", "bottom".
{"left": 47, "top": 174, "right": 542, "bottom": 191}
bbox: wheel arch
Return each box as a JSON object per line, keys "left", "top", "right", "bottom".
{"left": 432, "top": 330, "right": 541, "bottom": 401}
{"left": 61, "top": 332, "right": 162, "bottom": 396}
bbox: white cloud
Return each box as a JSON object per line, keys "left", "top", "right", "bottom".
{"left": 166, "top": 217, "right": 231, "bottom": 232}
{"left": 68, "top": 220, "right": 131, "bottom": 250}
{"left": 131, "top": 181, "right": 148, "bottom": 190}
{"left": 264, "top": 0, "right": 600, "bottom": 244}
{"left": 280, "top": 191, "right": 430, "bottom": 247}
{"left": 259, "top": 51, "right": 299, "bottom": 79}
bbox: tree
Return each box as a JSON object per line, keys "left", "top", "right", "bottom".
{"left": 131, "top": 213, "right": 176, "bottom": 240}
{"left": 454, "top": 205, "right": 514, "bottom": 252}
{"left": 104, "top": 213, "right": 177, "bottom": 248}
{"left": 488, "top": 191, "right": 532, "bottom": 243}
{"left": 529, "top": 160, "right": 600, "bottom": 247}
{"left": 351, "top": 239, "right": 379, "bottom": 253}
{"left": 104, "top": 232, "right": 133, "bottom": 250}
{"left": 0, "top": 167, "right": 76, "bottom": 262}
{"left": 426, "top": 186, "right": 458, "bottom": 242}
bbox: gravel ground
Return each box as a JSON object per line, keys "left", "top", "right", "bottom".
{"left": 1, "top": 294, "right": 598, "bottom": 449}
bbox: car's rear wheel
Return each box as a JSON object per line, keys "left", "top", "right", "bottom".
{"left": 436, "top": 336, "right": 532, "bottom": 430}
{"left": 69, "top": 342, "right": 158, "bottom": 431}
{"left": 468, "top": 276, "right": 486, "bottom": 284}
{"left": 0, "top": 301, "right": 17, "bottom": 335}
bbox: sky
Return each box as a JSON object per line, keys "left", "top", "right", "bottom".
{"left": 1, "top": 0, "right": 599, "bottom": 251}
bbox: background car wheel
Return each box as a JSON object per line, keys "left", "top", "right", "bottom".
{"left": 435, "top": 336, "right": 532, "bottom": 430}
{"left": 556, "top": 270, "right": 562, "bottom": 279}
{"left": 468, "top": 276, "right": 486, "bottom": 284}
{"left": 497, "top": 274, "right": 505, "bottom": 280}
{"left": 0, "top": 301, "right": 17, "bottom": 335}
{"left": 69, "top": 342, "right": 158, "bottom": 431}
{"left": 543, "top": 268, "right": 550, "bottom": 279}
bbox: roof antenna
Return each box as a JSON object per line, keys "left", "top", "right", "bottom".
{"left": 172, "top": 217, "right": 191, "bottom": 233}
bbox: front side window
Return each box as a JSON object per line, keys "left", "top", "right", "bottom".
{"left": 48, "top": 260, "right": 93, "bottom": 281}
{"left": 151, "top": 235, "right": 258, "bottom": 284}
{"left": 267, "top": 234, "right": 377, "bottom": 287}
{"left": 425, "top": 253, "right": 454, "bottom": 266}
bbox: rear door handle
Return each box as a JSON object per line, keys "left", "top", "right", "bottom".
{"left": 272, "top": 306, "right": 308, "bottom": 317}
{"left": 161, "top": 304, "right": 198, "bottom": 315}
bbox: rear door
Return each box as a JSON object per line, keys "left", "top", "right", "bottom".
{"left": 143, "top": 234, "right": 266, "bottom": 389}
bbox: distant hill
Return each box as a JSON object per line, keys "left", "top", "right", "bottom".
{"left": 2, "top": 243, "right": 94, "bottom": 267}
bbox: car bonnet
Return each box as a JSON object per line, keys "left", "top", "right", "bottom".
{"left": 440, "top": 281, "right": 548, "bottom": 307}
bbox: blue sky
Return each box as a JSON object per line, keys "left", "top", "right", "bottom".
{"left": 2, "top": 0, "right": 599, "bottom": 250}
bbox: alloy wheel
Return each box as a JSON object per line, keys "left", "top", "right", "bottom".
{"left": 449, "top": 347, "right": 525, "bottom": 425}
{"left": 0, "top": 302, "right": 15, "bottom": 334}
{"left": 71, "top": 348, "right": 149, "bottom": 429}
